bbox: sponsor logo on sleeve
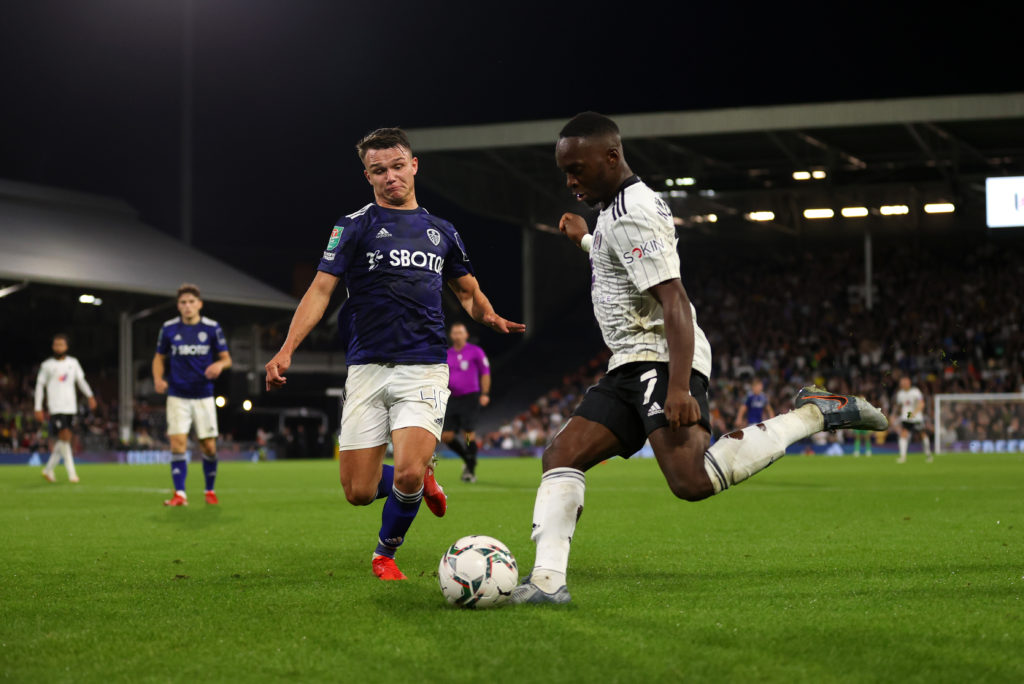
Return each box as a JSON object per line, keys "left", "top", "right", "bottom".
{"left": 327, "top": 226, "right": 343, "bottom": 250}
{"left": 322, "top": 251, "right": 336, "bottom": 261}
{"left": 621, "top": 237, "right": 667, "bottom": 264}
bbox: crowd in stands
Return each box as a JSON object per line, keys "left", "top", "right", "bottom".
{"left": 483, "top": 242, "right": 1024, "bottom": 450}
{"left": 4, "top": 242, "right": 1022, "bottom": 455}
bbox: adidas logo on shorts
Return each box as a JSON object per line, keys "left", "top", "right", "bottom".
{"left": 647, "top": 401, "right": 664, "bottom": 417}
{"left": 375, "top": 227, "right": 393, "bottom": 239}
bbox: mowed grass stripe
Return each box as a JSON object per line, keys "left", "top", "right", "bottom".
{"left": 1, "top": 454, "right": 1021, "bottom": 683}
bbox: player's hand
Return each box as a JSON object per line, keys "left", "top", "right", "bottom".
{"left": 154, "top": 378, "right": 168, "bottom": 394}
{"left": 481, "top": 312, "right": 526, "bottom": 334}
{"left": 664, "top": 387, "right": 701, "bottom": 430}
{"left": 87, "top": 397, "right": 98, "bottom": 411}
{"left": 204, "top": 362, "right": 224, "bottom": 380}
{"left": 479, "top": 394, "right": 490, "bottom": 407}
{"left": 558, "top": 213, "right": 589, "bottom": 247}
{"left": 265, "top": 351, "right": 291, "bottom": 391}
{"left": 34, "top": 410, "right": 45, "bottom": 422}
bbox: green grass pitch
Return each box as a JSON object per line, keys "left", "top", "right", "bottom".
{"left": 2, "top": 453, "right": 1022, "bottom": 683}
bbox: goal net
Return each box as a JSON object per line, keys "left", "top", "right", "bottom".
{"left": 933, "top": 393, "right": 1024, "bottom": 454}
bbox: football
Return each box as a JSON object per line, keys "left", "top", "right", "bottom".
{"left": 438, "top": 535, "right": 519, "bottom": 608}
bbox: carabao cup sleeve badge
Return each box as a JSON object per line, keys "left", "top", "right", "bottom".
{"left": 327, "top": 227, "right": 342, "bottom": 250}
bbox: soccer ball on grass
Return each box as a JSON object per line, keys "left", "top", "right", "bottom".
{"left": 438, "top": 535, "right": 518, "bottom": 608}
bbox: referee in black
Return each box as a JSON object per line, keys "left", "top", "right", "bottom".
{"left": 441, "top": 322, "right": 491, "bottom": 482}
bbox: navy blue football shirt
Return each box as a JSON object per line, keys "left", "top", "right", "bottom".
{"left": 317, "top": 203, "right": 474, "bottom": 365}
{"left": 156, "top": 316, "right": 229, "bottom": 399}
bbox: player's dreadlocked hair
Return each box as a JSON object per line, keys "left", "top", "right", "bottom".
{"left": 177, "top": 283, "right": 201, "bottom": 300}
{"left": 356, "top": 127, "right": 413, "bottom": 161}
{"left": 559, "top": 112, "right": 620, "bottom": 139}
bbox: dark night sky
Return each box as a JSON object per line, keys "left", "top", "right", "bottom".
{"left": 0, "top": 0, "right": 1013, "bottom": 299}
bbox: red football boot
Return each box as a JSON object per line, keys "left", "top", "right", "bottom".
{"left": 163, "top": 492, "right": 188, "bottom": 507}
{"left": 423, "top": 463, "right": 447, "bottom": 518}
{"left": 204, "top": 491, "right": 219, "bottom": 505}
{"left": 372, "top": 555, "right": 408, "bottom": 581}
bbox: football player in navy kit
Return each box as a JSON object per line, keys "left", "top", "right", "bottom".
{"left": 153, "top": 283, "right": 232, "bottom": 507}
{"left": 265, "top": 127, "right": 524, "bottom": 581}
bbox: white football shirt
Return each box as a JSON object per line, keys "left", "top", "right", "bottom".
{"left": 588, "top": 177, "right": 712, "bottom": 377}
{"left": 34, "top": 356, "right": 93, "bottom": 414}
{"left": 894, "top": 387, "right": 925, "bottom": 423}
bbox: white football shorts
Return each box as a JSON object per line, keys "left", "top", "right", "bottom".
{"left": 166, "top": 395, "right": 219, "bottom": 440}
{"left": 338, "top": 363, "right": 450, "bottom": 451}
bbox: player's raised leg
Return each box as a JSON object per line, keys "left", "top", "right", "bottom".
{"left": 510, "top": 416, "right": 622, "bottom": 604}
{"left": 701, "top": 387, "right": 887, "bottom": 493}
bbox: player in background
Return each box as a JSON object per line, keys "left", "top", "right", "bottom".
{"left": 442, "top": 321, "right": 491, "bottom": 483}
{"left": 264, "top": 127, "right": 523, "bottom": 581}
{"left": 511, "top": 113, "right": 888, "bottom": 604}
{"left": 734, "top": 377, "right": 774, "bottom": 428}
{"left": 892, "top": 376, "right": 932, "bottom": 463}
{"left": 34, "top": 334, "right": 97, "bottom": 483}
{"left": 851, "top": 428, "right": 873, "bottom": 457}
{"left": 153, "top": 284, "right": 232, "bottom": 506}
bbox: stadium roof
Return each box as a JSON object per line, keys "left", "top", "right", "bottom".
{"left": 0, "top": 179, "right": 296, "bottom": 310}
{"left": 406, "top": 92, "right": 1024, "bottom": 235}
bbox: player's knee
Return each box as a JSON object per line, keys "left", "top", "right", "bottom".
{"left": 341, "top": 483, "right": 376, "bottom": 506}
{"left": 393, "top": 464, "right": 426, "bottom": 493}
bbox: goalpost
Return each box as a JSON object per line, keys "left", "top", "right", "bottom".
{"left": 933, "top": 393, "right": 1024, "bottom": 454}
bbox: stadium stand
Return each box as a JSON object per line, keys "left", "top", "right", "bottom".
{"left": 482, "top": 238, "right": 1024, "bottom": 450}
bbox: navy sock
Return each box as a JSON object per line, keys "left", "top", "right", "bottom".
{"left": 374, "top": 485, "right": 423, "bottom": 558}
{"left": 171, "top": 458, "right": 187, "bottom": 492}
{"left": 374, "top": 464, "right": 395, "bottom": 501}
{"left": 203, "top": 458, "right": 217, "bottom": 492}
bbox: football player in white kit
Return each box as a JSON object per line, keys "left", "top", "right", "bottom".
{"left": 511, "top": 112, "right": 890, "bottom": 604}
{"left": 892, "top": 376, "right": 932, "bottom": 463}
{"left": 34, "top": 334, "right": 97, "bottom": 483}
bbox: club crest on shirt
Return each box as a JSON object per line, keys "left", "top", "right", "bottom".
{"left": 198, "top": 331, "right": 208, "bottom": 342}
{"left": 426, "top": 228, "right": 441, "bottom": 246}
{"left": 327, "top": 226, "right": 342, "bottom": 250}
{"left": 594, "top": 231, "right": 603, "bottom": 250}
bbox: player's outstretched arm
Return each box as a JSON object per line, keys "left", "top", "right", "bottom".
{"left": 265, "top": 271, "right": 339, "bottom": 391}
{"left": 649, "top": 279, "right": 700, "bottom": 430}
{"left": 447, "top": 274, "right": 525, "bottom": 334}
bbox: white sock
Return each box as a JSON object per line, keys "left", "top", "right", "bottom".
{"left": 922, "top": 435, "right": 932, "bottom": 455}
{"left": 529, "top": 467, "right": 585, "bottom": 593}
{"left": 61, "top": 442, "right": 78, "bottom": 480}
{"left": 703, "top": 405, "right": 824, "bottom": 493}
{"left": 44, "top": 446, "right": 62, "bottom": 473}
{"left": 898, "top": 436, "right": 908, "bottom": 459}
